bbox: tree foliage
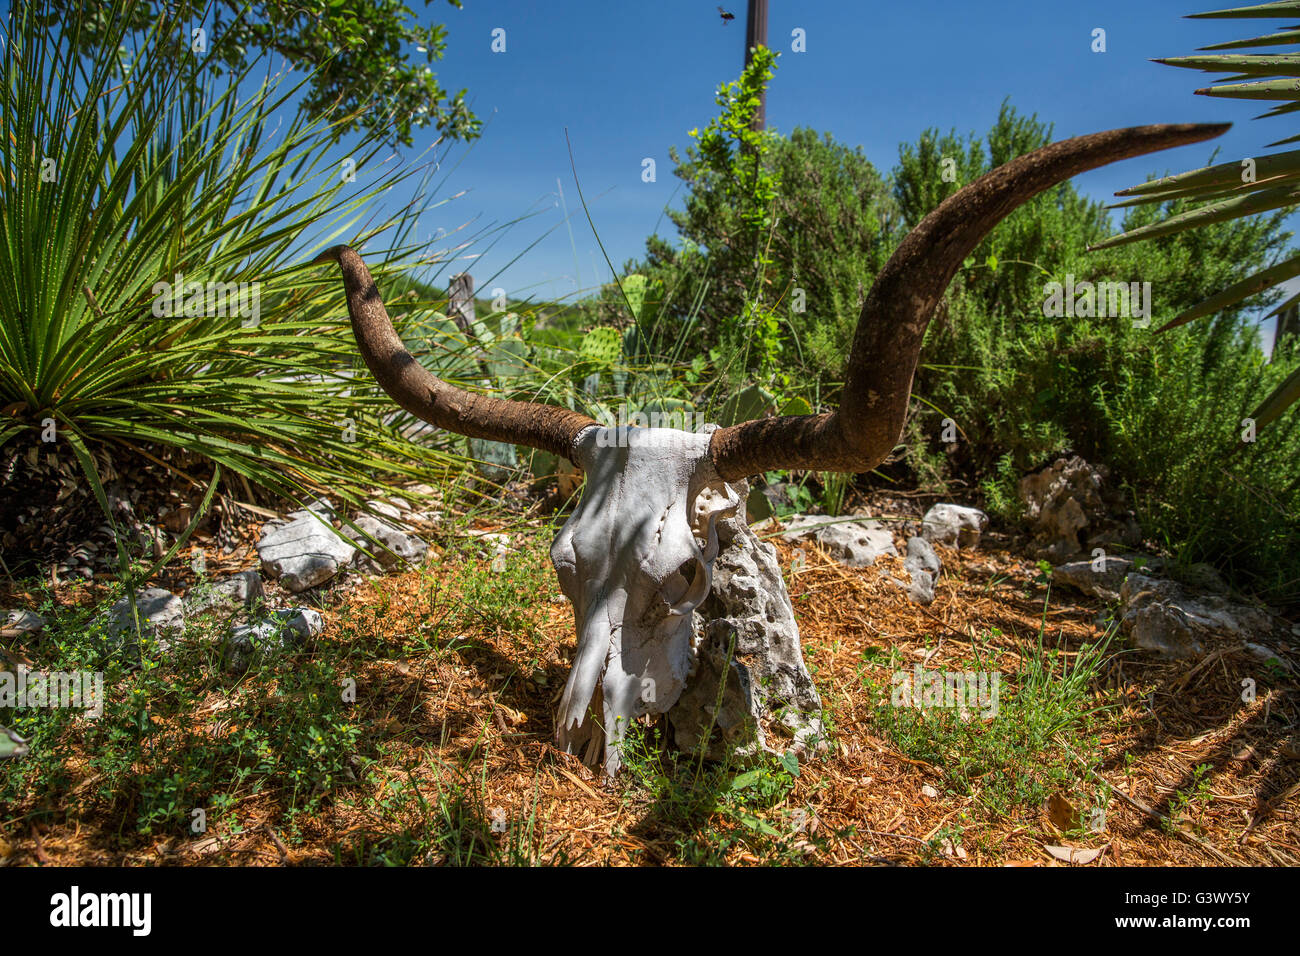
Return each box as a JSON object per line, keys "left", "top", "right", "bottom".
{"left": 31, "top": 0, "right": 480, "bottom": 147}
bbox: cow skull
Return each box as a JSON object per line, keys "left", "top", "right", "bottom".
{"left": 550, "top": 424, "right": 743, "bottom": 775}
{"left": 314, "top": 120, "right": 1226, "bottom": 774}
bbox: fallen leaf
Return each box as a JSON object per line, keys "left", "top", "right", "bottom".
{"left": 940, "top": 838, "right": 967, "bottom": 860}
{"left": 1046, "top": 792, "right": 1081, "bottom": 832}
{"left": 1045, "top": 844, "right": 1106, "bottom": 865}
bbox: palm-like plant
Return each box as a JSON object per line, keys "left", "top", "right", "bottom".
{"left": 0, "top": 0, "right": 459, "bottom": 578}
{"left": 1094, "top": 1, "right": 1300, "bottom": 428}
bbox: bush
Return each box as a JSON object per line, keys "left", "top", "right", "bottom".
{"left": 638, "top": 51, "right": 896, "bottom": 397}
{"left": 635, "top": 57, "right": 1300, "bottom": 601}
{"left": 896, "top": 108, "right": 1300, "bottom": 601}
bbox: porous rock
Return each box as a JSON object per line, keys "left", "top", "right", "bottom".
{"left": 921, "top": 504, "right": 988, "bottom": 550}
{"left": 1119, "top": 574, "right": 1274, "bottom": 660}
{"left": 779, "top": 514, "right": 897, "bottom": 567}
{"left": 671, "top": 512, "right": 826, "bottom": 759}
{"left": 222, "top": 607, "right": 323, "bottom": 672}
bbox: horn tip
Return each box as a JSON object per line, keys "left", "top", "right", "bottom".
{"left": 311, "top": 244, "right": 351, "bottom": 266}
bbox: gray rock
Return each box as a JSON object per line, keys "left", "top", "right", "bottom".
{"left": 465, "top": 530, "right": 510, "bottom": 558}
{"left": 1119, "top": 574, "right": 1275, "bottom": 660}
{"left": 672, "top": 510, "right": 826, "bottom": 760}
{"left": 405, "top": 483, "right": 437, "bottom": 498}
{"left": 274, "top": 607, "right": 324, "bottom": 639}
{"left": 1123, "top": 601, "right": 1204, "bottom": 660}
{"left": 104, "top": 587, "right": 185, "bottom": 650}
{"left": 353, "top": 513, "right": 428, "bottom": 568}
{"left": 905, "top": 570, "right": 936, "bottom": 606}
{"left": 905, "top": 536, "right": 941, "bottom": 576}
{"left": 222, "top": 607, "right": 323, "bottom": 672}
{"left": 3, "top": 609, "right": 46, "bottom": 635}
{"left": 296, "top": 496, "right": 338, "bottom": 520}
{"left": 256, "top": 504, "right": 356, "bottom": 592}
{"left": 1244, "top": 643, "right": 1292, "bottom": 672}
{"left": 1052, "top": 554, "right": 1163, "bottom": 603}
{"left": 902, "top": 536, "right": 942, "bottom": 606}
{"left": 921, "top": 504, "right": 988, "bottom": 550}
{"left": 184, "top": 570, "right": 264, "bottom": 613}
{"left": 364, "top": 499, "right": 405, "bottom": 522}
{"left": 780, "top": 514, "right": 897, "bottom": 567}
{"left": 1020, "top": 456, "right": 1140, "bottom": 560}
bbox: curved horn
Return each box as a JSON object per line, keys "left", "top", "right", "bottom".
{"left": 314, "top": 245, "right": 598, "bottom": 462}
{"left": 707, "top": 122, "right": 1231, "bottom": 480}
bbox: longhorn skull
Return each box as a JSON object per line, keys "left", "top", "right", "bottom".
{"left": 550, "top": 425, "right": 744, "bottom": 775}
{"left": 315, "top": 121, "right": 1228, "bottom": 774}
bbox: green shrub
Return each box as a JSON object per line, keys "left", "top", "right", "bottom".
{"left": 896, "top": 108, "right": 1300, "bottom": 600}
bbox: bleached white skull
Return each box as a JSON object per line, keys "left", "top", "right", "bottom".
{"left": 550, "top": 424, "right": 743, "bottom": 776}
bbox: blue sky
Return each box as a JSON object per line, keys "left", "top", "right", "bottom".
{"left": 326, "top": 0, "right": 1296, "bottom": 342}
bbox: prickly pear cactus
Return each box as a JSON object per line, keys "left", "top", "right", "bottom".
{"left": 577, "top": 326, "right": 623, "bottom": 397}
{"left": 717, "top": 384, "right": 776, "bottom": 428}
{"left": 621, "top": 274, "right": 648, "bottom": 322}
{"left": 579, "top": 326, "right": 623, "bottom": 367}
{"left": 622, "top": 325, "right": 643, "bottom": 362}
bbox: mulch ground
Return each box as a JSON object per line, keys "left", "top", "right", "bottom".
{"left": 2, "top": 511, "right": 1297, "bottom": 866}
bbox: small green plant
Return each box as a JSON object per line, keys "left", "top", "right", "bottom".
{"left": 616, "top": 712, "right": 817, "bottom": 865}
{"left": 868, "top": 618, "right": 1118, "bottom": 818}
{"left": 1163, "top": 762, "right": 1216, "bottom": 835}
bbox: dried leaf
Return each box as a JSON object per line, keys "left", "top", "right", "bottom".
{"left": 940, "top": 838, "right": 967, "bottom": 860}
{"left": 1046, "top": 792, "right": 1081, "bottom": 831}
{"left": 1045, "top": 844, "right": 1105, "bottom": 865}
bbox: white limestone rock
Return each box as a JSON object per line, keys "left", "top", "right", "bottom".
{"left": 1119, "top": 574, "right": 1275, "bottom": 660}
{"left": 921, "top": 504, "right": 988, "bottom": 550}
{"left": 353, "top": 513, "right": 428, "bottom": 569}
{"left": 780, "top": 514, "right": 898, "bottom": 567}
{"left": 2, "top": 609, "right": 45, "bottom": 636}
{"left": 902, "top": 535, "right": 942, "bottom": 605}
{"left": 184, "top": 570, "right": 264, "bottom": 614}
{"left": 222, "top": 607, "right": 323, "bottom": 672}
{"left": 672, "top": 510, "right": 826, "bottom": 760}
{"left": 257, "top": 500, "right": 355, "bottom": 592}
{"left": 104, "top": 588, "right": 185, "bottom": 651}
{"left": 1052, "top": 555, "right": 1163, "bottom": 603}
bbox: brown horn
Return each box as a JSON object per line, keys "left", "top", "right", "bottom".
{"left": 707, "top": 122, "right": 1231, "bottom": 480}
{"left": 314, "top": 245, "right": 598, "bottom": 461}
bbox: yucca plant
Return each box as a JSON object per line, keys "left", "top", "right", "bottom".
{"left": 1094, "top": 1, "right": 1300, "bottom": 428}
{"left": 0, "top": 0, "right": 463, "bottom": 581}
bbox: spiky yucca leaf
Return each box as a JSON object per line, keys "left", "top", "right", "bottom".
{"left": 0, "top": 0, "right": 464, "bottom": 569}
{"left": 1098, "top": 1, "right": 1300, "bottom": 427}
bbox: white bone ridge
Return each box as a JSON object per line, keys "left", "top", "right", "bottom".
{"left": 550, "top": 424, "right": 745, "bottom": 776}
